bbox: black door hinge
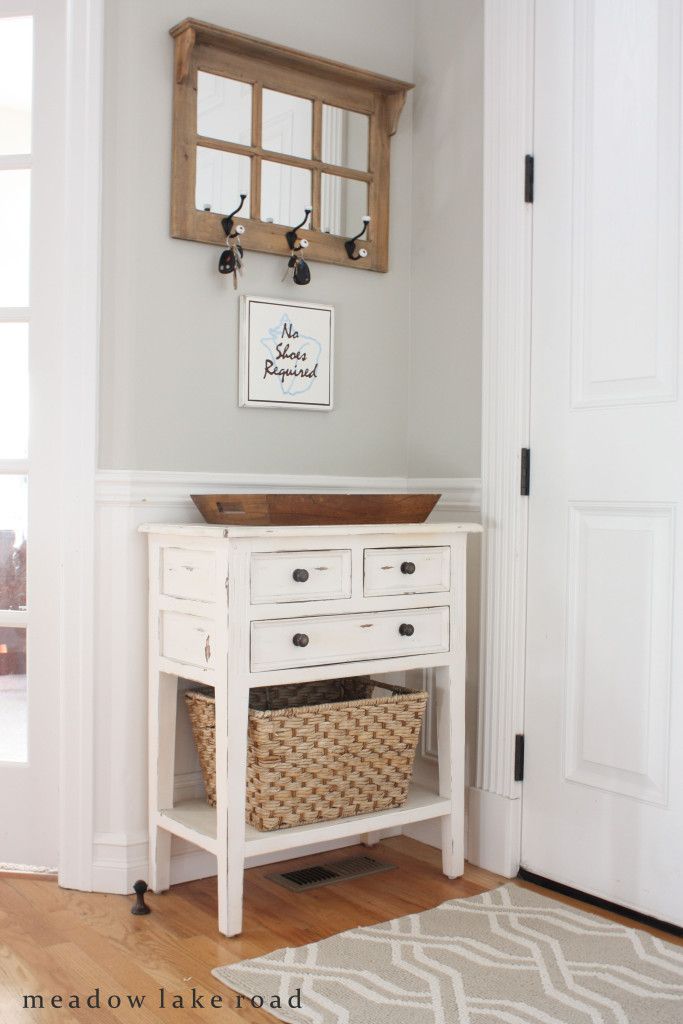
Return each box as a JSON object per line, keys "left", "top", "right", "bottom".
{"left": 524, "top": 155, "right": 534, "bottom": 203}
{"left": 514, "top": 734, "right": 525, "bottom": 782}
{"left": 520, "top": 447, "right": 531, "bottom": 496}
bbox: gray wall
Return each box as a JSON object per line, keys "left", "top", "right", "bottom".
{"left": 408, "top": 0, "right": 484, "bottom": 480}
{"left": 99, "top": 0, "right": 483, "bottom": 480}
{"left": 99, "top": 0, "right": 415, "bottom": 476}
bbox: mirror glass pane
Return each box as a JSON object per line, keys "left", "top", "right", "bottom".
{"left": 0, "top": 323, "right": 28, "bottom": 459}
{"left": 320, "top": 174, "right": 368, "bottom": 237}
{"left": 262, "top": 89, "right": 312, "bottom": 160}
{"left": 0, "top": 626, "right": 27, "bottom": 763}
{"left": 261, "top": 160, "right": 311, "bottom": 226}
{"left": 322, "top": 105, "right": 368, "bottom": 172}
{"left": 0, "top": 16, "right": 32, "bottom": 155}
{"left": 195, "top": 147, "right": 251, "bottom": 216}
{"left": 0, "top": 169, "right": 30, "bottom": 306}
{"left": 197, "top": 72, "right": 252, "bottom": 146}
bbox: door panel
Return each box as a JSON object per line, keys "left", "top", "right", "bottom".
{"left": 564, "top": 503, "right": 673, "bottom": 803}
{"left": 570, "top": 0, "right": 679, "bottom": 408}
{"left": 523, "top": 0, "right": 683, "bottom": 925}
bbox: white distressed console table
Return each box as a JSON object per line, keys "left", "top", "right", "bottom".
{"left": 140, "top": 520, "right": 481, "bottom": 936}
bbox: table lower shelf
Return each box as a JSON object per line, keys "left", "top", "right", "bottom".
{"left": 156, "top": 784, "right": 451, "bottom": 859}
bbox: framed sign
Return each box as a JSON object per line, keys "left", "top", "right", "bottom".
{"left": 239, "top": 296, "right": 334, "bottom": 411}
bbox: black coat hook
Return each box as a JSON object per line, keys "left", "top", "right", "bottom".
{"left": 345, "top": 216, "right": 371, "bottom": 260}
{"left": 285, "top": 208, "right": 311, "bottom": 250}
{"left": 283, "top": 208, "right": 312, "bottom": 285}
{"left": 221, "top": 193, "right": 247, "bottom": 238}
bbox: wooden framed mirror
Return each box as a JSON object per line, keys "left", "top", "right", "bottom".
{"left": 169, "top": 20, "right": 413, "bottom": 272}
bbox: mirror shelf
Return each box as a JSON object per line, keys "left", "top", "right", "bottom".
{"left": 170, "top": 19, "right": 413, "bottom": 272}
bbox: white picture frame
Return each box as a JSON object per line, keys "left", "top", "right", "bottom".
{"left": 239, "top": 295, "right": 335, "bottom": 411}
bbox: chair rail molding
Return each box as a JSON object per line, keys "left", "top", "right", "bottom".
{"left": 470, "top": 0, "right": 535, "bottom": 877}
{"left": 95, "top": 470, "right": 481, "bottom": 513}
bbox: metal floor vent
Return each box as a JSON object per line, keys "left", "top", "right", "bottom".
{"left": 266, "top": 854, "right": 396, "bottom": 893}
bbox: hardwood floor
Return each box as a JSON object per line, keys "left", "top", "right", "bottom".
{"left": 0, "top": 837, "right": 680, "bottom": 1023}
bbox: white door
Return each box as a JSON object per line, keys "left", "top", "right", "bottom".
{"left": 0, "top": 0, "right": 66, "bottom": 868}
{"left": 523, "top": 0, "right": 683, "bottom": 925}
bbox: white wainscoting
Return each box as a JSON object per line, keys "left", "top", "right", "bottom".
{"left": 92, "top": 470, "right": 481, "bottom": 893}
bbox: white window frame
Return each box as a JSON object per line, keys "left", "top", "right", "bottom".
{"left": 0, "top": 7, "right": 31, "bottom": 642}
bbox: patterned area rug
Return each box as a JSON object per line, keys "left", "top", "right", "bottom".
{"left": 213, "top": 883, "right": 683, "bottom": 1024}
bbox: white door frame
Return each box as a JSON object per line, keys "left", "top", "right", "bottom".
{"left": 468, "top": 0, "right": 535, "bottom": 877}
{"left": 57, "top": 0, "right": 103, "bottom": 889}
{"left": 0, "top": 0, "right": 101, "bottom": 881}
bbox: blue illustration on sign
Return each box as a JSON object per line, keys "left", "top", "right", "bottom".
{"left": 259, "top": 314, "right": 322, "bottom": 396}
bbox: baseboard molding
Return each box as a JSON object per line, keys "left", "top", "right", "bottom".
{"left": 467, "top": 787, "right": 521, "bottom": 877}
{"left": 91, "top": 831, "right": 149, "bottom": 894}
{"left": 92, "top": 830, "right": 403, "bottom": 894}
{"left": 402, "top": 818, "right": 443, "bottom": 850}
{"left": 400, "top": 800, "right": 472, "bottom": 861}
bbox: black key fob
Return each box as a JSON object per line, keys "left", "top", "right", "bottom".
{"left": 293, "top": 259, "right": 311, "bottom": 285}
{"left": 218, "top": 249, "right": 235, "bottom": 274}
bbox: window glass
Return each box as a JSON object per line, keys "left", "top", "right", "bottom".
{"left": 0, "top": 475, "right": 27, "bottom": 612}
{"left": 0, "top": 17, "right": 32, "bottom": 155}
{"left": 0, "top": 323, "right": 28, "bottom": 459}
{"left": 0, "top": 625, "right": 27, "bottom": 763}
{"left": 0, "top": 170, "right": 30, "bottom": 306}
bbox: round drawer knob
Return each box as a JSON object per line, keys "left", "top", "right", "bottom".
{"left": 292, "top": 568, "right": 310, "bottom": 583}
{"left": 292, "top": 633, "right": 310, "bottom": 647}
{"left": 399, "top": 623, "right": 415, "bottom": 637}
{"left": 400, "top": 561, "right": 416, "bottom": 575}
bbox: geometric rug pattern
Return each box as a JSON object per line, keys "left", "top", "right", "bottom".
{"left": 213, "top": 884, "right": 683, "bottom": 1024}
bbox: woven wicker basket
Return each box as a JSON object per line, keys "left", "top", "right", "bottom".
{"left": 184, "top": 678, "right": 428, "bottom": 831}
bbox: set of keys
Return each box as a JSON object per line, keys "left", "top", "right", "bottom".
{"left": 283, "top": 208, "right": 312, "bottom": 286}
{"left": 218, "top": 223, "right": 245, "bottom": 289}
{"left": 217, "top": 194, "right": 248, "bottom": 289}
{"left": 216, "top": 199, "right": 318, "bottom": 287}
{"left": 283, "top": 236, "right": 311, "bottom": 285}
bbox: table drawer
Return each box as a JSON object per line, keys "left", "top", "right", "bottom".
{"left": 250, "top": 606, "right": 449, "bottom": 672}
{"left": 250, "top": 549, "right": 351, "bottom": 604}
{"left": 161, "top": 547, "right": 215, "bottom": 603}
{"left": 160, "top": 610, "right": 215, "bottom": 669}
{"left": 364, "top": 546, "right": 451, "bottom": 597}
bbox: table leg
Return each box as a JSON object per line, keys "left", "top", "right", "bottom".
{"left": 436, "top": 663, "right": 465, "bottom": 879}
{"left": 149, "top": 671, "right": 176, "bottom": 893}
{"left": 216, "top": 679, "right": 249, "bottom": 936}
{"left": 361, "top": 833, "right": 380, "bottom": 847}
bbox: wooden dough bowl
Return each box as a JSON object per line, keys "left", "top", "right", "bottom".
{"left": 191, "top": 493, "right": 440, "bottom": 527}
